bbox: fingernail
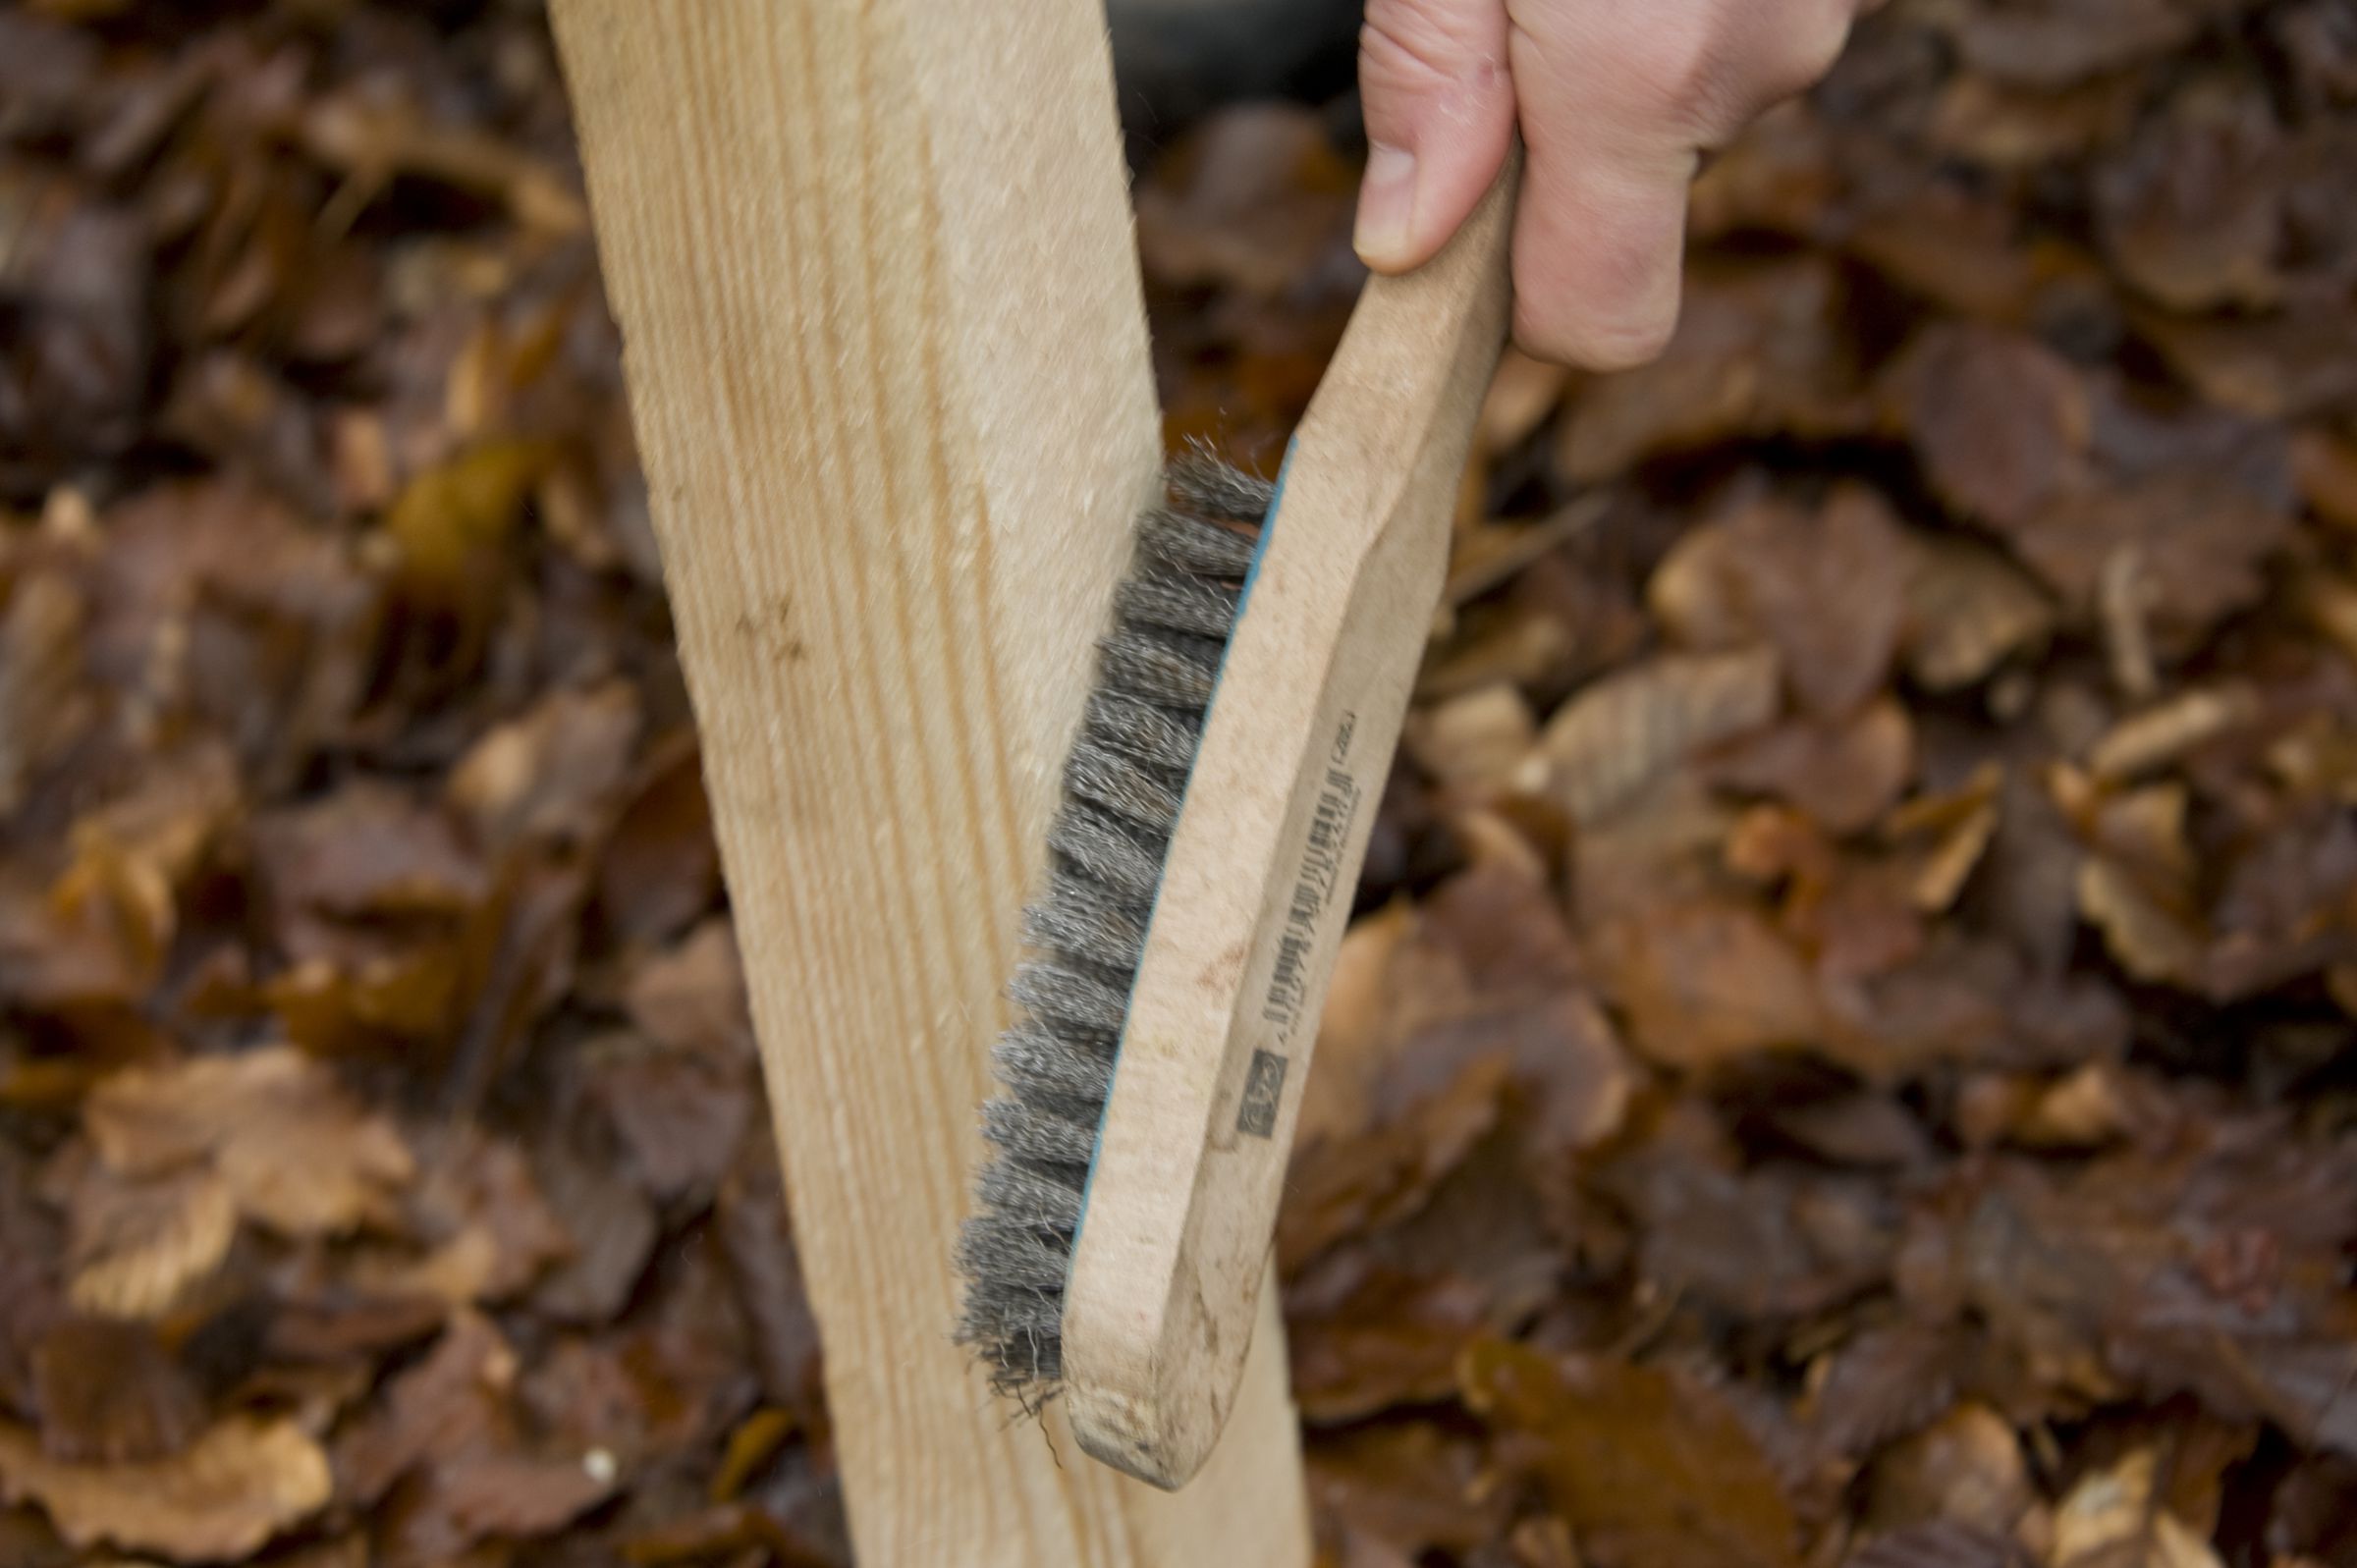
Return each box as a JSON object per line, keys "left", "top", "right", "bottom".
{"left": 1354, "top": 142, "right": 1416, "bottom": 266}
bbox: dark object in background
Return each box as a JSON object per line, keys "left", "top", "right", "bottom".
{"left": 1107, "top": 0, "right": 1363, "bottom": 155}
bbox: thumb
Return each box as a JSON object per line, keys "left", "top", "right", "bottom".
{"left": 1355, "top": 0, "right": 1516, "bottom": 273}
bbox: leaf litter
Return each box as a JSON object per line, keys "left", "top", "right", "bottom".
{"left": 2, "top": 1, "right": 2356, "bottom": 1565}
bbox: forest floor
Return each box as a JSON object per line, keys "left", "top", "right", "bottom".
{"left": 3, "top": 2, "right": 2356, "bottom": 1565}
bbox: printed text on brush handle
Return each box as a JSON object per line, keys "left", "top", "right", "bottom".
{"left": 1239, "top": 708, "right": 1361, "bottom": 1138}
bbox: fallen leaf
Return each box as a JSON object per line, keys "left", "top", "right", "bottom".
{"left": 1306, "top": 1422, "right": 1509, "bottom": 1560}
{"left": 1900, "top": 536, "right": 2056, "bottom": 691}
{"left": 61, "top": 1161, "right": 236, "bottom": 1321}
{"left": 1534, "top": 646, "right": 1781, "bottom": 824}
{"left": 1882, "top": 324, "right": 2091, "bottom": 525}
{"left": 1597, "top": 899, "right": 1825, "bottom": 1070}
{"left": 624, "top": 918, "right": 753, "bottom": 1059}
{"left": 2050, "top": 1448, "right": 2222, "bottom": 1568}
{"left": 1404, "top": 685, "right": 1536, "bottom": 794}
{"left": 27, "top": 1318, "right": 203, "bottom": 1465}
{"left": 85, "top": 1048, "right": 413, "bottom": 1239}
{"left": 1466, "top": 1340, "right": 1802, "bottom": 1568}
{"left": 448, "top": 680, "right": 640, "bottom": 852}
{"left": 1558, "top": 256, "right": 1863, "bottom": 482}
{"left": 1709, "top": 699, "right": 1916, "bottom": 836}
{"left": 1650, "top": 487, "right": 1909, "bottom": 716}
{"left": 336, "top": 1312, "right": 513, "bottom": 1506}
{"left": 1863, "top": 1404, "right": 2033, "bottom": 1540}
{"left": 2094, "top": 82, "right": 2285, "bottom": 311}
{"left": 0, "top": 1415, "right": 329, "bottom": 1562}
{"left": 2002, "top": 467, "right": 2294, "bottom": 648}
{"left": 594, "top": 733, "right": 721, "bottom": 947}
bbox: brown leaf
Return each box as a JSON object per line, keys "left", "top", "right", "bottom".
{"left": 0, "top": 1414, "right": 330, "bottom": 1562}
{"left": 448, "top": 680, "right": 640, "bottom": 852}
{"left": 1466, "top": 1340, "right": 1802, "bottom": 1568}
{"left": 1710, "top": 699, "right": 1916, "bottom": 836}
{"left": 1941, "top": 0, "right": 2197, "bottom": 89}
{"left": 1558, "top": 257, "right": 1863, "bottom": 482}
{"left": 594, "top": 732, "right": 721, "bottom": 947}
{"left": 61, "top": 1160, "right": 236, "bottom": 1321}
{"left": 2050, "top": 1448, "right": 2222, "bottom": 1568}
{"left": 2002, "top": 468, "right": 2293, "bottom": 647}
{"left": 530, "top": 1138, "right": 658, "bottom": 1325}
{"left": 714, "top": 1141, "right": 825, "bottom": 1423}
{"left": 1287, "top": 1264, "right": 1487, "bottom": 1423}
{"left": 624, "top": 918, "right": 753, "bottom": 1059}
{"left": 2132, "top": 306, "right": 2357, "bottom": 422}
{"left": 336, "top": 1312, "right": 513, "bottom": 1507}
{"left": 1862, "top": 1404, "right": 2033, "bottom": 1540}
{"left": 583, "top": 1033, "right": 751, "bottom": 1204}
{"left": 28, "top": 1318, "right": 203, "bottom": 1465}
{"left": 1847, "top": 1522, "right": 2027, "bottom": 1568}
{"left": 1403, "top": 685, "right": 1536, "bottom": 795}
{"left": 252, "top": 785, "right": 487, "bottom": 939}
{"left": 0, "top": 569, "right": 90, "bottom": 818}
{"left": 1306, "top": 1422, "right": 1509, "bottom": 1559}
{"left": 1882, "top": 324, "right": 2091, "bottom": 526}
{"left": 1597, "top": 900, "right": 1825, "bottom": 1070}
{"left": 1900, "top": 536, "right": 2056, "bottom": 691}
{"left": 85, "top": 1048, "right": 412, "bottom": 1239}
{"left": 2094, "top": 82, "right": 2285, "bottom": 311}
{"left": 353, "top": 1131, "right": 570, "bottom": 1307}
{"left": 1652, "top": 487, "right": 1909, "bottom": 717}
{"left": 1535, "top": 647, "right": 1781, "bottom": 824}
{"left": 1806, "top": 1324, "right": 1967, "bottom": 1462}
{"left": 427, "top": 1448, "right": 614, "bottom": 1541}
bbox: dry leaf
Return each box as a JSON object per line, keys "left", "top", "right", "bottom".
{"left": 1650, "top": 487, "right": 1908, "bottom": 716}
{"left": 1534, "top": 646, "right": 1781, "bottom": 824}
{"left": 1558, "top": 256, "right": 1863, "bottom": 482}
{"left": 1709, "top": 699, "right": 1915, "bottom": 836}
{"left": 63, "top": 1162, "right": 236, "bottom": 1321}
{"left": 2050, "top": 1449, "right": 2222, "bottom": 1568}
{"left": 1863, "top": 1405, "right": 2033, "bottom": 1540}
{"left": 1405, "top": 686, "right": 1536, "bottom": 793}
{"left": 0, "top": 1415, "right": 330, "bottom": 1561}
{"left": 85, "top": 1048, "right": 413, "bottom": 1239}
{"left": 27, "top": 1318, "right": 203, "bottom": 1465}
{"left": 1597, "top": 899, "right": 1825, "bottom": 1070}
{"left": 448, "top": 680, "right": 640, "bottom": 851}
{"left": 1901, "top": 537, "right": 2056, "bottom": 691}
{"left": 1466, "top": 1341, "right": 1802, "bottom": 1568}
{"left": 1883, "top": 324, "right": 2091, "bottom": 525}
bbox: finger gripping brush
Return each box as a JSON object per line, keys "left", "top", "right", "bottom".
{"left": 959, "top": 161, "right": 1518, "bottom": 1489}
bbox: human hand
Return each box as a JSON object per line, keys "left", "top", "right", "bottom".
{"left": 1354, "top": 0, "right": 1872, "bottom": 368}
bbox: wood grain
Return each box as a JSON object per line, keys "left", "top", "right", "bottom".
{"left": 550, "top": 3, "right": 1310, "bottom": 1561}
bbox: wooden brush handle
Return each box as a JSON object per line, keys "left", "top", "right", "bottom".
{"left": 1065, "top": 160, "right": 1519, "bottom": 1487}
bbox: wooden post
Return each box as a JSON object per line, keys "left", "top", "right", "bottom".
{"left": 548, "top": 4, "right": 1312, "bottom": 1565}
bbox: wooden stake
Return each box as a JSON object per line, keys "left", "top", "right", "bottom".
{"left": 550, "top": 4, "right": 1311, "bottom": 1562}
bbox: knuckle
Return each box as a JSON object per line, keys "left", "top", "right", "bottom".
{"left": 1519, "top": 297, "right": 1678, "bottom": 373}
{"left": 1358, "top": 2, "right": 1503, "bottom": 100}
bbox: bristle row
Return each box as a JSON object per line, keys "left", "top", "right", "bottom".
{"left": 956, "top": 454, "right": 1274, "bottom": 1398}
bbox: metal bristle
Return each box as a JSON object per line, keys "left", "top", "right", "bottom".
{"left": 1139, "top": 506, "right": 1259, "bottom": 576}
{"left": 1170, "top": 449, "right": 1278, "bottom": 523}
{"left": 1100, "top": 624, "right": 1224, "bottom": 707}
{"left": 956, "top": 455, "right": 1270, "bottom": 1404}
{"left": 1082, "top": 691, "right": 1200, "bottom": 773}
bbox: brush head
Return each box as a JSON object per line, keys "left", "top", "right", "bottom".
{"left": 956, "top": 453, "right": 1275, "bottom": 1402}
